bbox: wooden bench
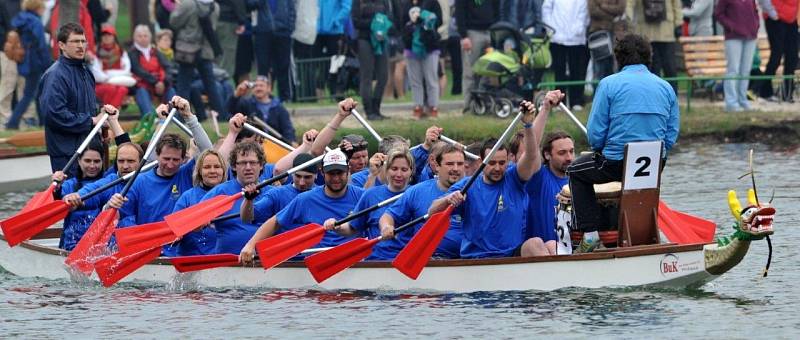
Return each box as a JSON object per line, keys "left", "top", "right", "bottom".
{"left": 679, "top": 35, "right": 797, "bottom": 100}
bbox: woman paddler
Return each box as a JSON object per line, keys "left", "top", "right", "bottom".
{"left": 51, "top": 143, "right": 106, "bottom": 250}
{"left": 323, "top": 148, "right": 415, "bottom": 260}
{"left": 171, "top": 149, "right": 228, "bottom": 256}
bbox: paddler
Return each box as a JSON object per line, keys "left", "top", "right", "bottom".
{"left": 240, "top": 152, "right": 319, "bottom": 225}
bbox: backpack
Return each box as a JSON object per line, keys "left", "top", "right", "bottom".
{"left": 642, "top": 0, "right": 667, "bottom": 23}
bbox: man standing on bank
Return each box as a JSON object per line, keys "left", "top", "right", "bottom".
{"left": 568, "top": 34, "right": 680, "bottom": 253}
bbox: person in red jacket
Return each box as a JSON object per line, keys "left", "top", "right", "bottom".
{"left": 759, "top": 0, "right": 799, "bottom": 102}
{"left": 129, "top": 24, "right": 174, "bottom": 116}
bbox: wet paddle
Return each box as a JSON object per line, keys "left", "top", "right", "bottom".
{"left": 64, "top": 108, "right": 179, "bottom": 273}
{"left": 393, "top": 111, "right": 525, "bottom": 280}
{"left": 115, "top": 152, "right": 329, "bottom": 254}
{"left": 559, "top": 103, "right": 716, "bottom": 243}
{"left": 0, "top": 161, "right": 158, "bottom": 247}
{"left": 305, "top": 214, "right": 427, "bottom": 283}
{"left": 171, "top": 254, "right": 240, "bottom": 272}
{"left": 17, "top": 113, "right": 110, "bottom": 214}
{"left": 94, "top": 246, "right": 162, "bottom": 287}
{"left": 255, "top": 194, "right": 403, "bottom": 270}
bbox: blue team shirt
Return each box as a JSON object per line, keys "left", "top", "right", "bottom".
{"left": 449, "top": 166, "right": 528, "bottom": 258}
{"left": 348, "top": 185, "right": 405, "bottom": 259}
{"left": 118, "top": 159, "right": 196, "bottom": 256}
{"left": 77, "top": 172, "right": 122, "bottom": 208}
{"left": 386, "top": 179, "right": 462, "bottom": 259}
{"left": 172, "top": 186, "right": 217, "bottom": 256}
{"left": 525, "top": 166, "right": 568, "bottom": 242}
{"left": 202, "top": 179, "right": 270, "bottom": 254}
{"left": 350, "top": 168, "right": 381, "bottom": 188}
{"left": 252, "top": 184, "right": 310, "bottom": 224}
{"left": 58, "top": 176, "right": 104, "bottom": 250}
{"left": 276, "top": 185, "right": 364, "bottom": 248}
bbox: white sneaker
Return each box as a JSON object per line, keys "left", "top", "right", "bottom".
{"left": 571, "top": 105, "right": 584, "bottom": 112}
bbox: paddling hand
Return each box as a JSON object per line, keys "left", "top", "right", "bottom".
{"left": 100, "top": 104, "right": 119, "bottom": 116}
{"left": 540, "top": 90, "right": 564, "bottom": 112}
{"left": 424, "top": 125, "right": 442, "bottom": 149}
{"left": 51, "top": 171, "right": 66, "bottom": 183}
{"left": 170, "top": 96, "right": 192, "bottom": 119}
{"left": 228, "top": 113, "right": 246, "bottom": 135}
{"left": 323, "top": 218, "right": 339, "bottom": 231}
{"left": 243, "top": 183, "right": 259, "bottom": 200}
{"left": 63, "top": 193, "right": 82, "bottom": 209}
{"left": 380, "top": 224, "right": 395, "bottom": 239}
{"left": 302, "top": 129, "right": 319, "bottom": 147}
{"left": 520, "top": 100, "right": 535, "bottom": 125}
{"left": 338, "top": 98, "right": 358, "bottom": 117}
{"left": 239, "top": 243, "right": 256, "bottom": 264}
{"left": 108, "top": 193, "right": 128, "bottom": 209}
{"left": 445, "top": 192, "right": 465, "bottom": 207}
{"left": 368, "top": 153, "right": 386, "bottom": 175}
{"left": 156, "top": 104, "right": 169, "bottom": 119}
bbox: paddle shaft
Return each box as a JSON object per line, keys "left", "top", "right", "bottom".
{"left": 252, "top": 116, "right": 288, "bottom": 141}
{"left": 458, "top": 112, "right": 524, "bottom": 195}
{"left": 251, "top": 151, "right": 327, "bottom": 192}
{"left": 334, "top": 193, "right": 403, "bottom": 226}
{"left": 171, "top": 116, "right": 193, "bottom": 137}
{"left": 439, "top": 135, "right": 480, "bottom": 160}
{"left": 60, "top": 113, "right": 110, "bottom": 179}
{"left": 120, "top": 108, "right": 178, "bottom": 197}
{"left": 244, "top": 122, "right": 295, "bottom": 152}
{"left": 80, "top": 161, "right": 158, "bottom": 201}
{"left": 558, "top": 102, "right": 588, "bottom": 137}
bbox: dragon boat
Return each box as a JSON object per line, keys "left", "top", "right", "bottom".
{"left": 0, "top": 188, "right": 774, "bottom": 292}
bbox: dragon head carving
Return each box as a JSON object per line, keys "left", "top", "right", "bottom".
{"left": 728, "top": 189, "right": 775, "bottom": 238}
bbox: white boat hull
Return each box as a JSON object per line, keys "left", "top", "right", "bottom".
{"left": 0, "top": 153, "right": 51, "bottom": 193}
{"left": 0, "top": 236, "right": 717, "bottom": 292}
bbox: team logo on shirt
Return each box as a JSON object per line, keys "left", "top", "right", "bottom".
{"left": 171, "top": 184, "right": 180, "bottom": 200}
{"left": 452, "top": 214, "right": 462, "bottom": 223}
{"left": 497, "top": 195, "right": 505, "bottom": 212}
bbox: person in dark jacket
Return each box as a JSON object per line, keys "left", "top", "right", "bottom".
{"left": 759, "top": 0, "right": 799, "bottom": 102}
{"left": 352, "top": 0, "right": 395, "bottom": 120}
{"left": 455, "top": 0, "right": 500, "bottom": 109}
{"left": 6, "top": 0, "right": 51, "bottom": 129}
{"left": 39, "top": 23, "right": 109, "bottom": 175}
{"left": 248, "top": 0, "right": 296, "bottom": 102}
{"left": 129, "top": 24, "right": 174, "bottom": 116}
{"left": 228, "top": 76, "right": 296, "bottom": 143}
{"left": 216, "top": 0, "right": 247, "bottom": 78}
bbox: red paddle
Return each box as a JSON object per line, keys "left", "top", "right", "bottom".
{"left": 305, "top": 214, "right": 427, "bottom": 283}
{"left": 19, "top": 184, "right": 56, "bottom": 214}
{"left": 114, "top": 152, "right": 328, "bottom": 255}
{"left": 657, "top": 200, "right": 716, "bottom": 244}
{"left": 94, "top": 246, "right": 162, "bottom": 287}
{"left": 393, "top": 111, "right": 525, "bottom": 280}
{"left": 255, "top": 193, "right": 403, "bottom": 270}
{"left": 170, "top": 254, "right": 240, "bottom": 273}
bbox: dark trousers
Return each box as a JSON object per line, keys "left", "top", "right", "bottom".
{"left": 760, "top": 18, "right": 799, "bottom": 99}
{"left": 176, "top": 59, "right": 226, "bottom": 120}
{"left": 234, "top": 34, "right": 255, "bottom": 83}
{"left": 650, "top": 42, "right": 678, "bottom": 94}
{"left": 6, "top": 70, "right": 42, "bottom": 129}
{"left": 550, "top": 43, "right": 589, "bottom": 106}
{"left": 254, "top": 32, "right": 293, "bottom": 101}
{"left": 357, "top": 39, "right": 388, "bottom": 116}
{"left": 445, "top": 35, "right": 463, "bottom": 95}
{"left": 566, "top": 152, "right": 624, "bottom": 232}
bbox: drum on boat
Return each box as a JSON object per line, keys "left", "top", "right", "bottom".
{"left": 556, "top": 182, "right": 622, "bottom": 254}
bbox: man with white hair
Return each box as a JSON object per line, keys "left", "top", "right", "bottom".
{"left": 128, "top": 24, "right": 174, "bottom": 116}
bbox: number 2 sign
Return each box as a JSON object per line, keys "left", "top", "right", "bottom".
{"left": 623, "top": 141, "right": 663, "bottom": 190}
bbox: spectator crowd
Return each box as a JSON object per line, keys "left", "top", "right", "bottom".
{"left": 1, "top": 0, "right": 798, "bottom": 131}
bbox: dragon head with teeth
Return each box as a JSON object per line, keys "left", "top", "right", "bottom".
{"left": 728, "top": 189, "right": 775, "bottom": 238}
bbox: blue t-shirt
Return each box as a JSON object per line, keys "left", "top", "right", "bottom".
{"left": 252, "top": 183, "right": 309, "bottom": 224}
{"left": 349, "top": 185, "right": 405, "bottom": 259}
{"left": 350, "top": 168, "right": 381, "bottom": 188}
{"left": 77, "top": 172, "right": 123, "bottom": 209}
{"left": 172, "top": 186, "right": 217, "bottom": 256}
{"left": 58, "top": 176, "right": 104, "bottom": 250}
{"left": 118, "top": 159, "right": 196, "bottom": 256}
{"left": 276, "top": 185, "right": 364, "bottom": 249}
{"left": 386, "top": 179, "right": 462, "bottom": 259}
{"left": 449, "top": 166, "right": 528, "bottom": 258}
{"left": 202, "top": 179, "right": 270, "bottom": 254}
{"left": 525, "top": 166, "right": 568, "bottom": 242}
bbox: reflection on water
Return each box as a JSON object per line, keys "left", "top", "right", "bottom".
{"left": 1, "top": 144, "right": 798, "bottom": 337}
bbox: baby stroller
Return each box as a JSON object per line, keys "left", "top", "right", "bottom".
{"left": 468, "top": 21, "right": 552, "bottom": 118}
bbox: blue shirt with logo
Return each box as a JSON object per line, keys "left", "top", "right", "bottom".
{"left": 201, "top": 179, "right": 270, "bottom": 254}
{"left": 525, "top": 166, "right": 568, "bottom": 242}
{"left": 449, "top": 166, "right": 528, "bottom": 258}
{"left": 276, "top": 185, "right": 364, "bottom": 249}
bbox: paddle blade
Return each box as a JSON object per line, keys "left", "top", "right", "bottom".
{"left": 305, "top": 237, "right": 380, "bottom": 283}
{"left": 94, "top": 247, "right": 161, "bottom": 287}
{"left": 20, "top": 184, "right": 56, "bottom": 213}
{"left": 1, "top": 200, "right": 69, "bottom": 247}
{"left": 393, "top": 206, "right": 453, "bottom": 280}
{"left": 170, "top": 254, "right": 240, "bottom": 273}
{"left": 164, "top": 194, "right": 239, "bottom": 238}
{"left": 657, "top": 201, "right": 716, "bottom": 244}
{"left": 115, "top": 222, "right": 176, "bottom": 254}
{"left": 64, "top": 208, "right": 119, "bottom": 275}
{"left": 255, "top": 223, "right": 325, "bottom": 270}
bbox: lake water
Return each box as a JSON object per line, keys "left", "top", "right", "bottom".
{"left": 1, "top": 143, "right": 798, "bottom": 338}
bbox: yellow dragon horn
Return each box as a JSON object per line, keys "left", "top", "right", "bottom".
{"left": 728, "top": 190, "right": 743, "bottom": 221}
{"left": 747, "top": 188, "right": 758, "bottom": 206}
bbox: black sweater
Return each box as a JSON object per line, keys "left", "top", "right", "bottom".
{"left": 455, "top": 0, "right": 500, "bottom": 37}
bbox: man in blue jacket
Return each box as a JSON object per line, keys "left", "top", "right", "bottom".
{"left": 568, "top": 34, "right": 680, "bottom": 253}
{"left": 38, "top": 23, "right": 103, "bottom": 175}
{"left": 249, "top": 0, "right": 296, "bottom": 101}
{"left": 227, "top": 76, "right": 296, "bottom": 143}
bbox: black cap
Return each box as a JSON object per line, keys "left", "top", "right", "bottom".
{"left": 292, "top": 153, "right": 318, "bottom": 174}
